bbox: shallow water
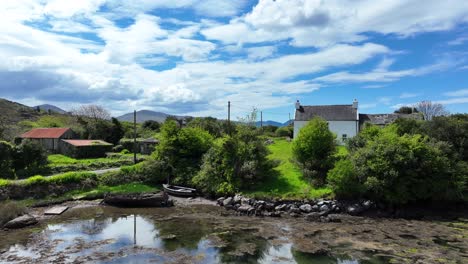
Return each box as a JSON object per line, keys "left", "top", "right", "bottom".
{"left": 0, "top": 205, "right": 402, "bottom": 263}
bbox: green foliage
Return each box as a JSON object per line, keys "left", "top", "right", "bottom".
{"left": 154, "top": 120, "right": 213, "bottom": 185}
{"left": 187, "top": 117, "right": 224, "bottom": 137}
{"left": 23, "top": 175, "right": 48, "bottom": 186}
{"left": 394, "top": 106, "right": 417, "bottom": 114}
{"left": 275, "top": 126, "right": 293, "bottom": 138}
{"left": 0, "top": 179, "right": 10, "bottom": 187}
{"left": 327, "top": 159, "right": 363, "bottom": 198}
{"left": 292, "top": 117, "right": 336, "bottom": 185}
{"left": 107, "top": 118, "right": 125, "bottom": 145}
{"left": 0, "top": 141, "right": 14, "bottom": 178}
{"left": 47, "top": 171, "right": 97, "bottom": 184}
{"left": 347, "top": 125, "right": 465, "bottom": 204}
{"left": 142, "top": 120, "right": 160, "bottom": 131}
{"left": 193, "top": 126, "right": 274, "bottom": 196}
{"left": 13, "top": 140, "right": 48, "bottom": 178}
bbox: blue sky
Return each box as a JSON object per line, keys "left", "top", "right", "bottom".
{"left": 0, "top": 0, "right": 467, "bottom": 122}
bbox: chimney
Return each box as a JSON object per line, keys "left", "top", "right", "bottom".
{"left": 352, "top": 99, "right": 358, "bottom": 109}
{"left": 295, "top": 100, "right": 301, "bottom": 110}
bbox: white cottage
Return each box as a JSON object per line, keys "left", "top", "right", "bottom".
{"left": 293, "top": 100, "right": 359, "bottom": 144}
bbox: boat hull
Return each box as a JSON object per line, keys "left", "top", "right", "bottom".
{"left": 163, "top": 184, "right": 197, "bottom": 197}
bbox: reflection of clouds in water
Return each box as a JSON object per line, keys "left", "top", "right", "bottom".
{"left": 99, "top": 216, "right": 161, "bottom": 248}
{"left": 259, "top": 243, "right": 295, "bottom": 264}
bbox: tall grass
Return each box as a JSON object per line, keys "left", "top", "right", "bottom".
{"left": 0, "top": 201, "right": 26, "bottom": 226}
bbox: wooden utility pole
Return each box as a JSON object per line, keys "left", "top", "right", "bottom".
{"left": 228, "top": 101, "right": 231, "bottom": 135}
{"left": 133, "top": 110, "right": 137, "bottom": 164}
{"left": 260, "top": 111, "right": 263, "bottom": 128}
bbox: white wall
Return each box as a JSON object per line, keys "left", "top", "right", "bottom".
{"left": 294, "top": 120, "right": 358, "bottom": 144}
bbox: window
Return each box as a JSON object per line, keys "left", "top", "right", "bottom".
{"left": 342, "top": 134, "right": 347, "bottom": 141}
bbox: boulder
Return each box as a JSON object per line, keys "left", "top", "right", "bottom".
{"left": 311, "top": 205, "right": 319, "bottom": 212}
{"left": 223, "top": 197, "right": 234, "bottom": 206}
{"left": 275, "top": 204, "right": 287, "bottom": 211}
{"left": 326, "top": 214, "right": 343, "bottom": 223}
{"left": 347, "top": 204, "right": 364, "bottom": 215}
{"left": 217, "top": 197, "right": 225, "bottom": 206}
{"left": 362, "top": 200, "right": 373, "bottom": 210}
{"left": 265, "top": 203, "right": 275, "bottom": 211}
{"left": 319, "top": 204, "right": 330, "bottom": 212}
{"left": 241, "top": 197, "right": 251, "bottom": 205}
{"left": 233, "top": 194, "right": 242, "bottom": 204}
{"left": 299, "top": 204, "right": 312, "bottom": 213}
{"left": 4, "top": 214, "right": 38, "bottom": 229}
{"left": 237, "top": 205, "right": 255, "bottom": 215}
{"left": 289, "top": 206, "right": 301, "bottom": 214}
{"left": 305, "top": 212, "right": 321, "bottom": 221}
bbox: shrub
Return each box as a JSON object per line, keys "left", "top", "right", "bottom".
{"left": 193, "top": 126, "right": 274, "bottom": 196}
{"left": 292, "top": 117, "right": 336, "bottom": 185}
{"left": 0, "top": 141, "right": 14, "bottom": 179}
{"left": 113, "top": 145, "right": 124, "bottom": 152}
{"left": 350, "top": 125, "right": 465, "bottom": 204}
{"left": 154, "top": 120, "right": 213, "bottom": 185}
{"left": 13, "top": 140, "right": 48, "bottom": 178}
{"left": 275, "top": 126, "right": 293, "bottom": 138}
{"left": 327, "top": 159, "right": 363, "bottom": 199}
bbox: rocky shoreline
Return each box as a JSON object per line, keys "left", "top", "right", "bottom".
{"left": 217, "top": 194, "right": 373, "bottom": 222}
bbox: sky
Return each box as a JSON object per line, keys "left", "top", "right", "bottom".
{"left": 0, "top": 0, "right": 467, "bottom": 122}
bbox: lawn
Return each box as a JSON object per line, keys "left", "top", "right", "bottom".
{"left": 46, "top": 154, "right": 143, "bottom": 174}
{"left": 245, "top": 138, "right": 333, "bottom": 199}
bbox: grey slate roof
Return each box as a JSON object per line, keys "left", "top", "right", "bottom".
{"left": 359, "top": 113, "right": 422, "bottom": 126}
{"left": 295, "top": 105, "right": 358, "bottom": 121}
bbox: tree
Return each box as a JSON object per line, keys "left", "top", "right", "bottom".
{"left": 12, "top": 140, "right": 48, "bottom": 178}
{"left": 142, "top": 120, "right": 160, "bottom": 131}
{"left": 193, "top": 125, "right": 274, "bottom": 196}
{"left": 187, "top": 117, "right": 224, "bottom": 137}
{"left": 107, "top": 118, "right": 125, "bottom": 145}
{"left": 0, "top": 141, "right": 14, "bottom": 178}
{"left": 292, "top": 117, "right": 336, "bottom": 185}
{"left": 394, "top": 106, "right": 417, "bottom": 114}
{"left": 415, "top": 101, "right": 448, "bottom": 121}
{"left": 154, "top": 120, "right": 214, "bottom": 185}
{"left": 72, "top": 105, "right": 111, "bottom": 121}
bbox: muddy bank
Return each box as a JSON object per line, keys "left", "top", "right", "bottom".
{"left": 0, "top": 202, "right": 467, "bottom": 263}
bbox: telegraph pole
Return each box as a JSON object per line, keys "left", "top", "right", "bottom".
{"left": 227, "top": 101, "right": 231, "bottom": 135}
{"left": 133, "top": 110, "right": 137, "bottom": 164}
{"left": 260, "top": 111, "right": 263, "bottom": 129}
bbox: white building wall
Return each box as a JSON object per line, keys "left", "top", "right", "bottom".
{"left": 294, "top": 120, "right": 358, "bottom": 144}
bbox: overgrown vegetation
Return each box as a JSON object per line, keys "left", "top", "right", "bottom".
{"left": 327, "top": 115, "right": 468, "bottom": 205}
{"left": 0, "top": 201, "right": 26, "bottom": 226}
{"left": 0, "top": 140, "right": 48, "bottom": 179}
{"left": 292, "top": 117, "right": 337, "bottom": 186}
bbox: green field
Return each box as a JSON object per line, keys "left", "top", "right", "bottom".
{"left": 245, "top": 138, "right": 332, "bottom": 199}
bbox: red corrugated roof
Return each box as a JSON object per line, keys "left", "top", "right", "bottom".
{"left": 61, "top": 139, "right": 112, "bottom": 146}
{"left": 21, "top": 128, "right": 71, "bottom": 139}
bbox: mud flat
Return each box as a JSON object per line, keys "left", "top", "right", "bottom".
{"left": 0, "top": 202, "right": 467, "bottom": 263}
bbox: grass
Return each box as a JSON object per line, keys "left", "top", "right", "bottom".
{"left": 48, "top": 154, "right": 130, "bottom": 165}
{"left": 0, "top": 201, "right": 26, "bottom": 226}
{"left": 71, "top": 183, "right": 159, "bottom": 198}
{"left": 244, "top": 138, "right": 333, "bottom": 199}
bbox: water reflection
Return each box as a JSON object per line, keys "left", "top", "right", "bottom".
{"left": 0, "top": 207, "right": 383, "bottom": 263}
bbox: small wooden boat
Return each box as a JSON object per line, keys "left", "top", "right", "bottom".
{"left": 163, "top": 184, "right": 197, "bottom": 197}
{"left": 103, "top": 192, "right": 170, "bottom": 207}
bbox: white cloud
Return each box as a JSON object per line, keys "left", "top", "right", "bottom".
{"left": 448, "top": 36, "right": 468, "bottom": 45}
{"left": 247, "top": 46, "right": 277, "bottom": 60}
{"left": 444, "top": 89, "right": 468, "bottom": 97}
{"left": 436, "top": 97, "right": 468, "bottom": 105}
{"left": 202, "top": 0, "right": 468, "bottom": 47}
{"left": 400, "top": 92, "right": 420, "bottom": 99}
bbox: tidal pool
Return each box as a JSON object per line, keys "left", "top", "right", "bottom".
{"left": 0, "top": 204, "right": 466, "bottom": 263}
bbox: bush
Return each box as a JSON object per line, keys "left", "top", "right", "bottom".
{"left": 113, "top": 145, "right": 124, "bottom": 152}
{"left": 193, "top": 126, "right": 274, "bottom": 196}
{"left": 0, "top": 201, "right": 26, "bottom": 226}
{"left": 350, "top": 125, "right": 465, "bottom": 204}
{"left": 13, "top": 140, "right": 48, "bottom": 178}
{"left": 327, "top": 159, "right": 363, "bottom": 199}
{"left": 154, "top": 120, "right": 213, "bottom": 185}
{"left": 275, "top": 126, "right": 293, "bottom": 138}
{"left": 292, "top": 117, "right": 336, "bottom": 185}
{"left": 0, "top": 141, "right": 14, "bottom": 179}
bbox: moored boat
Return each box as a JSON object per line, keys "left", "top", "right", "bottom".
{"left": 163, "top": 184, "right": 197, "bottom": 197}
{"left": 103, "top": 192, "right": 170, "bottom": 207}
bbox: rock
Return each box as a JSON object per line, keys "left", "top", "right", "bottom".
{"left": 317, "top": 200, "right": 326, "bottom": 206}
{"left": 233, "top": 194, "right": 242, "bottom": 204}
{"left": 319, "top": 204, "right": 330, "bottom": 212}
{"left": 241, "top": 198, "right": 251, "bottom": 205}
{"left": 311, "top": 205, "right": 319, "bottom": 212}
{"left": 223, "top": 197, "right": 233, "bottom": 206}
{"left": 265, "top": 203, "right": 275, "bottom": 211}
{"left": 305, "top": 212, "right": 321, "bottom": 221}
{"left": 326, "top": 214, "right": 343, "bottom": 222}
{"left": 289, "top": 206, "right": 301, "bottom": 214}
{"left": 362, "top": 200, "right": 373, "bottom": 210}
{"left": 347, "top": 204, "right": 364, "bottom": 215}
{"left": 270, "top": 211, "right": 281, "bottom": 217}
{"left": 275, "top": 204, "right": 287, "bottom": 211}
{"left": 237, "top": 205, "right": 255, "bottom": 215}
{"left": 289, "top": 212, "right": 300, "bottom": 218}
{"left": 217, "top": 197, "right": 225, "bottom": 206}
{"left": 4, "top": 214, "right": 38, "bottom": 229}
{"left": 299, "top": 204, "right": 312, "bottom": 213}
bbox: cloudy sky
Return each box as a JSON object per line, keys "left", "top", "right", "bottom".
{"left": 1, "top": 0, "right": 468, "bottom": 121}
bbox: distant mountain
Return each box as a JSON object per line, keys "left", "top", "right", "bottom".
{"left": 34, "top": 104, "right": 66, "bottom": 114}
{"left": 255, "top": 120, "right": 293, "bottom": 127}
{"left": 116, "top": 110, "right": 183, "bottom": 123}
{"left": 0, "top": 98, "right": 41, "bottom": 140}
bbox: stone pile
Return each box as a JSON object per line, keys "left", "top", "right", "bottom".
{"left": 217, "top": 194, "right": 375, "bottom": 222}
